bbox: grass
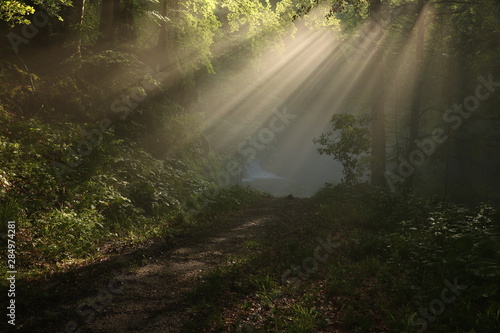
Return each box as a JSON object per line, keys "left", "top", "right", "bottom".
{"left": 0, "top": 186, "right": 272, "bottom": 333}
{"left": 177, "top": 184, "right": 499, "bottom": 332}
{"left": 5, "top": 183, "right": 499, "bottom": 332}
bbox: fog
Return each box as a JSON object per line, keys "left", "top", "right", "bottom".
{"left": 186, "top": 2, "right": 500, "bottom": 203}
{"left": 195, "top": 21, "right": 368, "bottom": 197}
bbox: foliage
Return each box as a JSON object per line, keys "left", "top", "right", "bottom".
{"left": 0, "top": 1, "right": 499, "bottom": 329}
{"left": 30, "top": 207, "right": 105, "bottom": 262}
{"left": 0, "top": 0, "right": 35, "bottom": 26}
{"left": 0, "top": 0, "right": 71, "bottom": 26}
{"left": 0, "top": 104, "right": 212, "bottom": 266}
{"left": 175, "top": 0, "right": 222, "bottom": 73}
{"left": 221, "top": 0, "right": 295, "bottom": 57}
{"left": 313, "top": 113, "right": 371, "bottom": 186}
{"left": 0, "top": 94, "right": 273, "bottom": 267}
{"left": 313, "top": 184, "right": 500, "bottom": 332}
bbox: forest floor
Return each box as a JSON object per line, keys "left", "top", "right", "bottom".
{"left": 7, "top": 189, "right": 499, "bottom": 333}
{"left": 14, "top": 196, "right": 363, "bottom": 333}
{"left": 9, "top": 198, "right": 324, "bottom": 333}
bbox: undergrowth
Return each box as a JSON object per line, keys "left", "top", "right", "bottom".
{"left": 313, "top": 183, "right": 500, "bottom": 332}
{"left": 179, "top": 184, "right": 499, "bottom": 332}
{"left": 0, "top": 106, "right": 266, "bottom": 275}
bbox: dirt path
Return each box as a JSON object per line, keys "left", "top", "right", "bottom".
{"left": 20, "top": 196, "right": 315, "bottom": 333}
{"left": 90, "top": 197, "right": 310, "bottom": 333}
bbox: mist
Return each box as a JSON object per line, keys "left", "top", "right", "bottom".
{"left": 189, "top": 3, "right": 500, "bottom": 203}
{"left": 2, "top": 1, "right": 499, "bottom": 331}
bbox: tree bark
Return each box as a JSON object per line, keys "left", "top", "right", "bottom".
{"left": 96, "top": 0, "right": 115, "bottom": 48}
{"left": 112, "top": 0, "right": 122, "bottom": 43}
{"left": 75, "top": 0, "right": 86, "bottom": 57}
{"left": 116, "top": 0, "right": 136, "bottom": 44}
{"left": 406, "top": 0, "right": 426, "bottom": 189}
{"left": 54, "top": 0, "right": 85, "bottom": 54}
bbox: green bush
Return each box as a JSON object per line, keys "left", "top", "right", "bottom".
{"left": 313, "top": 184, "right": 500, "bottom": 332}
{"left": 29, "top": 207, "right": 104, "bottom": 262}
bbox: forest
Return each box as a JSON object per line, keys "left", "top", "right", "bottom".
{"left": 0, "top": 0, "right": 499, "bottom": 332}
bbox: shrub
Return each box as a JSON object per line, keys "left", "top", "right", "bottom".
{"left": 28, "top": 207, "right": 105, "bottom": 262}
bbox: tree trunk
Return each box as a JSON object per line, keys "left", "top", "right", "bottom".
{"left": 52, "top": 0, "right": 85, "bottom": 54}
{"left": 75, "top": 0, "right": 86, "bottom": 57}
{"left": 369, "top": 0, "right": 387, "bottom": 187}
{"left": 97, "top": 0, "right": 114, "bottom": 48}
{"left": 406, "top": 0, "right": 426, "bottom": 189}
{"left": 112, "top": 0, "right": 122, "bottom": 43}
{"left": 116, "top": 0, "right": 136, "bottom": 44}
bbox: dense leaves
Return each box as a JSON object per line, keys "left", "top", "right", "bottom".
{"left": 313, "top": 114, "right": 371, "bottom": 185}
{"left": 0, "top": 0, "right": 70, "bottom": 26}
{"left": 314, "top": 184, "right": 500, "bottom": 332}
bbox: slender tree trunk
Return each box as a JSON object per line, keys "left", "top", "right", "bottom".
{"left": 369, "top": 0, "right": 387, "bottom": 187}
{"left": 56, "top": 1, "right": 83, "bottom": 54}
{"left": 97, "top": 0, "right": 114, "bottom": 48}
{"left": 76, "top": 0, "right": 86, "bottom": 57}
{"left": 112, "top": 0, "right": 122, "bottom": 43}
{"left": 116, "top": 0, "right": 136, "bottom": 44}
{"left": 406, "top": 0, "right": 426, "bottom": 189}
{"left": 440, "top": 14, "right": 452, "bottom": 196}
{"left": 124, "top": 0, "right": 137, "bottom": 44}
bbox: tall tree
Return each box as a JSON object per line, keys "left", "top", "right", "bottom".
{"left": 406, "top": 0, "right": 427, "bottom": 188}
{"left": 117, "top": 0, "right": 136, "bottom": 44}
{"left": 75, "top": 0, "right": 86, "bottom": 56}
{"left": 97, "top": 0, "right": 115, "bottom": 48}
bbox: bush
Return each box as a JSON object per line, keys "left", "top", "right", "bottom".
{"left": 27, "top": 207, "right": 105, "bottom": 263}
{"left": 314, "top": 184, "right": 500, "bottom": 332}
